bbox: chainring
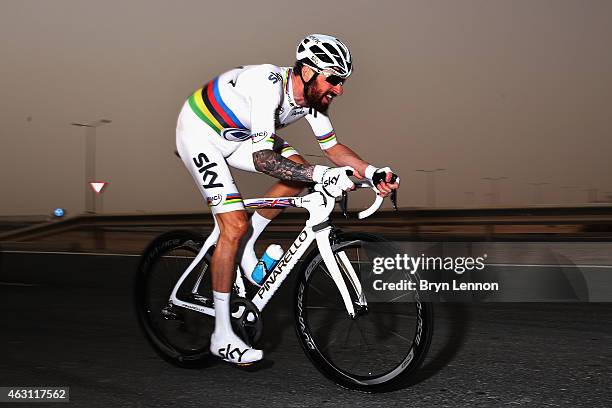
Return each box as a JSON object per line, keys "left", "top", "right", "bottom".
{"left": 230, "top": 297, "right": 263, "bottom": 347}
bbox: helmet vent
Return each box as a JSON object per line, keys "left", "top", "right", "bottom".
{"left": 323, "top": 43, "right": 341, "bottom": 59}
{"left": 309, "top": 45, "right": 333, "bottom": 63}
{"left": 322, "top": 43, "right": 345, "bottom": 70}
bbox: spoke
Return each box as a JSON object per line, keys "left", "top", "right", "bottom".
{"left": 307, "top": 282, "right": 329, "bottom": 298}
{"left": 319, "top": 320, "right": 352, "bottom": 354}
{"left": 318, "top": 264, "right": 333, "bottom": 281}
{"left": 343, "top": 320, "right": 354, "bottom": 348}
{"left": 308, "top": 317, "right": 349, "bottom": 333}
{"left": 353, "top": 319, "right": 370, "bottom": 347}
{"left": 350, "top": 319, "right": 370, "bottom": 375}
{"left": 389, "top": 329, "right": 413, "bottom": 343}
{"left": 387, "top": 292, "right": 411, "bottom": 302}
{"left": 344, "top": 321, "right": 362, "bottom": 373}
{"left": 308, "top": 275, "right": 349, "bottom": 310}
{"left": 380, "top": 311, "right": 417, "bottom": 318}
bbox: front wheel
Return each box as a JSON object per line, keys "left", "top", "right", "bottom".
{"left": 294, "top": 232, "right": 433, "bottom": 392}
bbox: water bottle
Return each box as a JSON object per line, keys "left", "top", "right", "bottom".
{"left": 251, "top": 244, "right": 284, "bottom": 285}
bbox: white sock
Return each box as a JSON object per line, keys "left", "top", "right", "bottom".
{"left": 211, "top": 290, "right": 263, "bottom": 363}
{"left": 213, "top": 291, "right": 232, "bottom": 335}
{"left": 240, "top": 212, "right": 272, "bottom": 275}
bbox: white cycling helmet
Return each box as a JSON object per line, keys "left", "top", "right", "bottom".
{"left": 296, "top": 34, "right": 353, "bottom": 78}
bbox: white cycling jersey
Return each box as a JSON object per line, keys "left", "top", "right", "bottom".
{"left": 176, "top": 64, "right": 338, "bottom": 214}
{"left": 187, "top": 64, "right": 338, "bottom": 150}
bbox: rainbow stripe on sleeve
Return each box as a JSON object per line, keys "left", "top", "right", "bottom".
{"left": 223, "top": 193, "right": 243, "bottom": 205}
{"left": 281, "top": 142, "right": 294, "bottom": 155}
{"left": 316, "top": 131, "right": 336, "bottom": 145}
{"left": 188, "top": 78, "right": 246, "bottom": 133}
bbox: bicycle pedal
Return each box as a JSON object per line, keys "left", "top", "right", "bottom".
{"left": 216, "top": 357, "right": 264, "bottom": 370}
{"left": 233, "top": 359, "right": 269, "bottom": 371}
{"left": 235, "top": 358, "right": 273, "bottom": 372}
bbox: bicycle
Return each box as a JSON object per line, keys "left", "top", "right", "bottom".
{"left": 134, "top": 175, "right": 433, "bottom": 392}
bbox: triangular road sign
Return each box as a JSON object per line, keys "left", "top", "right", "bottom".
{"left": 89, "top": 182, "right": 108, "bottom": 194}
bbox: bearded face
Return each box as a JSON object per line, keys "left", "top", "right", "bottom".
{"left": 303, "top": 72, "right": 344, "bottom": 114}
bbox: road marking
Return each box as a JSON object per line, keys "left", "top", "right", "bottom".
{"left": 2, "top": 251, "right": 612, "bottom": 268}
{"left": 1, "top": 250, "right": 140, "bottom": 257}
{"left": 0, "top": 282, "right": 41, "bottom": 287}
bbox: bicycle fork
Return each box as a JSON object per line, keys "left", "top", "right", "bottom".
{"left": 314, "top": 227, "right": 367, "bottom": 318}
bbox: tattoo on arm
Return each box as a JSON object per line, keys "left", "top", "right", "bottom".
{"left": 252, "top": 150, "right": 314, "bottom": 182}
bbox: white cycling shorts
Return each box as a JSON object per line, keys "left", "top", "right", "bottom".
{"left": 176, "top": 101, "right": 300, "bottom": 214}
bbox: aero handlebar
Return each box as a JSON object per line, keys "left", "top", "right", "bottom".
{"left": 340, "top": 172, "right": 399, "bottom": 219}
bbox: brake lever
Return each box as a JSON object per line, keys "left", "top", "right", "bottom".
{"left": 339, "top": 168, "right": 353, "bottom": 218}
{"left": 388, "top": 173, "right": 399, "bottom": 211}
{"left": 340, "top": 191, "right": 349, "bottom": 218}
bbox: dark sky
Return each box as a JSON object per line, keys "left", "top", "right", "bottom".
{"left": 1, "top": 0, "right": 611, "bottom": 215}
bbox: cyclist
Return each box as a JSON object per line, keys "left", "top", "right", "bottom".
{"left": 176, "top": 34, "right": 399, "bottom": 365}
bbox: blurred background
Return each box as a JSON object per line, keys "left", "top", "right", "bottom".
{"left": 2, "top": 4, "right": 611, "bottom": 405}
{"left": 1, "top": 0, "right": 611, "bottom": 216}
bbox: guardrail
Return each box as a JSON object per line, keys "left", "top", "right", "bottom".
{"left": 2, "top": 205, "right": 612, "bottom": 244}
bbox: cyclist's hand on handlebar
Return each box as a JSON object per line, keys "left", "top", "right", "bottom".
{"left": 367, "top": 166, "right": 400, "bottom": 197}
{"left": 313, "top": 165, "right": 355, "bottom": 197}
{"left": 350, "top": 169, "right": 365, "bottom": 180}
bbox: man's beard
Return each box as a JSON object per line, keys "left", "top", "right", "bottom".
{"left": 304, "top": 82, "right": 330, "bottom": 114}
